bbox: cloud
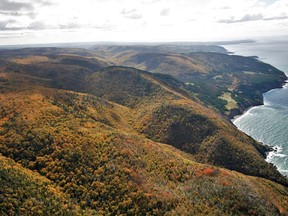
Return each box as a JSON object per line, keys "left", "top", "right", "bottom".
{"left": 0, "top": 0, "right": 55, "bottom": 20}
{"left": 0, "top": 0, "right": 287, "bottom": 44}
{"left": 125, "top": 13, "right": 142, "bottom": 19}
{"left": 0, "top": 19, "right": 19, "bottom": 31}
{"left": 59, "top": 22, "right": 81, "bottom": 29}
{"left": 36, "top": 0, "right": 55, "bottom": 6}
{"left": 141, "top": 0, "right": 161, "bottom": 4}
{"left": 264, "top": 15, "right": 288, "bottom": 20}
{"left": 160, "top": 8, "right": 170, "bottom": 16}
{"left": 0, "top": 11, "right": 36, "bottom": 18}
{"left": 0, "top": 0, "right": 57, "bottom": 31}
{"left": 121, "top": 8, "right": 137, "bottom": 15}
{"left": 121, "top": 8, "right": 142, "bottom": 19}
{"left": 218, "top": 14, "right": 263, "bottom": 23}
{"left": 259, "top": 0, "right": 277, "bottom": 6}
{"left": 0, "top": 20, "right": 9, "bottom": 30}
{"left": 218, "top": 13, "right": 288, "bottom": 23}
{"left": 91, "top": 23, "right": 116, "bottom": 30}
{"left": 27, "top": 21, "right": 47, "bottom": 30}
{"left": 215, "top": 0, "right": 288, "bottom": 24}
{"left": 0, "top": 0, "right": 34, "bottom": 11}
{"left": 0, "top": 0, "right": 36, "bottom": 20}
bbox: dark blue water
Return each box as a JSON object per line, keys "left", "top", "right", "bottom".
{"left": 224, "top": 37, "right": 288, "bottom": 176}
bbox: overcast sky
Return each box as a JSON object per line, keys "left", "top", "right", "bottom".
{"left": 0, "top": 0, "right": 287, "bottom": 45}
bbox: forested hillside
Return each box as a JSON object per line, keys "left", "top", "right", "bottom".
{"left": 89, "top": 45, "right": 286, "bottom": 117}
{"left": 0, "top": 47, "right": 287, "bottom": 215}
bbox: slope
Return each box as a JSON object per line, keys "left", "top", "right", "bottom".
{"left": 0, "top": 69, "right": 288, "bottom": 215}
{"left": 80, "top": 66, "right": 287, "bottom": 185}
{"left": 1, "top": 51, "right": 287, "bottom": 185}
{"left": 91, "top": 43, "right": 227, "bottom": 56}
{"left": 0, "top": 154, "right": 95, "bottom": 215}
{"left": 91, "top": 46, "right": 286, "bottom": 117}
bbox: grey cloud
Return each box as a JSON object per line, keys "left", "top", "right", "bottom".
{"left": 0, "top": 0, "right": 34, "bottom": 11}
{"left": 125, "top": 13, "right": 142, "bottom": 19}
{"left": 0, "top": 21, "right": 9, "bottom": 30}
{"left": 219, "top": 6, "right": 231, "bottom": 10}
{"left": 259, "top": 0, "right": 276, "bottom": 6}
{"left": 0, "top": 20, "right": 50, "bottom": 31}
{"left": 27, "top": 21, "right": 47, "bottom": 30}
{"left": 0, "top": 19, "right": 19, "bottom": 31}
{"left": 0, "top": 0, "right": 39, "bottom": 20}
{"left": 218, "top": 18, "right": 233, "bottom": 24}
{"left": 0, "top": 0, "right": 54, "bottom": 20}
{"left": 263, "top": 15, "right": 288, "bottom": 21}
{"left": 0, "top": 11, "right": 37, "bottom": 18}
{"left": 121, "top": 8, "right": 142, "bottom": 19}
{"left": 0, "top": 32, "right": 24, "bottom": 38}
{"left": 141, "top": 0, "right": 161, "bottom": 4}
{"left": 218, "top": 14, "right": 263, "bottom": 23}
{"left": 236, "top": 14, "right": 263, "bottom": 22}
{"left": 219, "top": 13, "right": 288, "bottom": 23}
{"left": 35, "top": 0, "right": 55, "bottom": 6}
{"left": 0, "top": 20, "right": 116, "bottom": 32}
{"left": 121, "top": 8, "right": 137, "bottom": 15}
{"left": 59, "top": 22, "right": 82, "bottom": 29}
{"left": 92, "top": 24, "right": 116, "bottom": 31}
{"left": 160, "top": 8, "right": 170, "bottom": 16}
{"left": 60, "top": 22, "right": 115, "bottom": 31}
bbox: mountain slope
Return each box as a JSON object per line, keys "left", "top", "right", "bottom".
{"left": 0, "top": 49, "right": 287, "bottom": 215}
{"left": 79, "top": 66, "right": 287, "bottom": 185}
{"left": 91, "top": 44, "right": 227, "bottom": 56}
{"left": 1, "top": 51, "right": 286, "bottom": 184}
{"left": 4, "top": 46, "right": 285, "bottom": 118}
{"left": 0, "top": 70, "right": 288, "bottom": 215}
{"left": 0, "top": 154, "right": 94, "bottom": 215}
{"left": 92, "top": 46, "right": 286, "bottom": 117}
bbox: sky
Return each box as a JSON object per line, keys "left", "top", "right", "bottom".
{"left": 0, "top": 0, "right": 287, "bottom": 45}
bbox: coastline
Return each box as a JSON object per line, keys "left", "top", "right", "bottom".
{"left": 232, "top": 79, "right": 288, "bottom": 123}
{"left": 232, "top": 106, "right": 259, "bottom": 124}
{"left": 227, "top": 40, "right": 288, "bottom": 162}
{"left": 231, "top": 101, "right": 272, "bottom": 158}
{"left": 232, "top": 79, "right": 288, "bottom": 165}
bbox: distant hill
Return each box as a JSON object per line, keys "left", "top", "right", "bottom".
{"left": 0, "top": 48, "right": 287, "bottom": 215}
{"left": 90, "top": 46, "right": 286, "bottom": 117}
{"left": 91, "top": 44, "right": 227, "bottom": 54}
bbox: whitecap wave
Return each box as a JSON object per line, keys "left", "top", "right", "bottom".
{"left": 233, "top": 106, "right": 259, "bottom": 124}
{"left": 266, "top": 145, "right": 287, "bottom": 161}
{"left": 262, "top": 105, "right": 275, "bottom": 110}
{"left": 273, "top": 145, "right": 283, "bottom": 151}
{"left": 272, "top": 153, "right": 287, "bottom": 158}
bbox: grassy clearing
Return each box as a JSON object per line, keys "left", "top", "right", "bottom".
{"left": 9, "top": 56, "right": 51, "bottom": 64}
{"left": 219, "top": 92, "right": 238, "bottom": 110}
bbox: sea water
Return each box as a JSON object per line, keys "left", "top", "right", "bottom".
{"left": 223, "top": 36, "right": 288, "bottom": 176}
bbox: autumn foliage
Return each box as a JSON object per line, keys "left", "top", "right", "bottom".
{"left": 0, "top": 49, "right": 287, "bottom": 215}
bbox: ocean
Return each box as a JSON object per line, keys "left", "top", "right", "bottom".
{"left": 223, "top": 37, "right": 288, "bottom": 177}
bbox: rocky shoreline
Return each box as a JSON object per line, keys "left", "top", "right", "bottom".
{"left": 228, "top": 76, "right": 287, "bottom": 119}
{"left": 231, "top": 78, "right": 288, "bottom": 164}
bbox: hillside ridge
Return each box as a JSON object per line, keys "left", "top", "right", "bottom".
{"left": 0, "top": 47, "right": 287, "bottom": 215}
